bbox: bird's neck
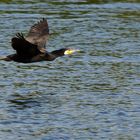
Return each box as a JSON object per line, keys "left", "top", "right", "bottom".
{"left": 32, "top": 49, "right": 66, "bottom": 62}
{"left": 51, "top": 49, "right": 65, "bottom": 58}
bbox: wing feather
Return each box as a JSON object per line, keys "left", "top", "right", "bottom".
{"left": 26, "top": 18, "right": 49, "bottom": 52}
{"left": 11, "top": 33, "right": 40, "bottom": 57}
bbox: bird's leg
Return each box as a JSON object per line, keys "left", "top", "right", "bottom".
{"left": 0, "top": 56, "right": 12, "bottom": 61}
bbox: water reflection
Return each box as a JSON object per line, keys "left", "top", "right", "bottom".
{"left": 0, "top": 0, "right": 140, "bottom": 139}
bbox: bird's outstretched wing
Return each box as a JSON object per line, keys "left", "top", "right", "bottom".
{"left": 11, "top": 33, "right": 40, "bottom": 57}
{"left": 26, "top": 18, "right": 49, "bottom": 53}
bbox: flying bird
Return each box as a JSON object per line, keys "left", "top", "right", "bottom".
{"left": 1, "top": 18, "right": 79, "bottom": 63}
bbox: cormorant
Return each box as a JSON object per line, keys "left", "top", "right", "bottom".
{"left": 1, "top": 18, "right": 79, "bottom": 63}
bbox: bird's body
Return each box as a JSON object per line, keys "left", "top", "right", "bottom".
{"left": 4, "top": 48, "right": 67, "bottom": 63}
{"left": 1, "top": 18, "right": 78, "bottom": 63}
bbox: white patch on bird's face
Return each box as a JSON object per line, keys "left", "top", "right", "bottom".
{"left": 64, "top": 49, "right": 80, "bottom": 55}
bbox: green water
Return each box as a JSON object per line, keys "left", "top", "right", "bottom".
{"left": 0, "top": 0, "right": 140, "bottom": 139}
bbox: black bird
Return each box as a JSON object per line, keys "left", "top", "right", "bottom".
{"left": 1, "top": 18, "right": 79, "bottom": 63}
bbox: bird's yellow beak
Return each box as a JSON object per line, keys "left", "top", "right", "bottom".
{"left": 64, "top": 49, "right": 80, "bottom": 55}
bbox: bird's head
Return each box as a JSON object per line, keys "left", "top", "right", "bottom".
{"left": 51, "top": 48, "right": 80, "bottom": 59}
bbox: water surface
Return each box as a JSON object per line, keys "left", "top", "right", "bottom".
{"left": 0, "top": 0, "right": 140, "bottom": 139}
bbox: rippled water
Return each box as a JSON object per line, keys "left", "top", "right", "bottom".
{"left": 0, "top": 0, "right": 140, "bottom": 139}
